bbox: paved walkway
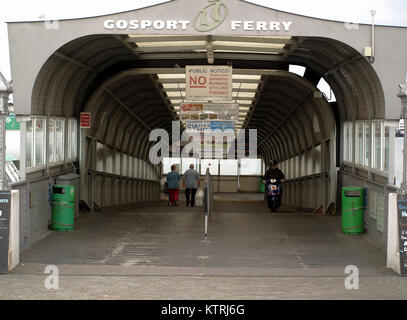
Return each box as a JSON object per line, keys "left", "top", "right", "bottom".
{"left": 1, "top": 197, "right": 406, "bottom": 300}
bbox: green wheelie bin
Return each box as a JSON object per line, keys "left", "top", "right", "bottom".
{"left": 258, "top": 177, "right": 265, "bottom": 193}
{"left": 52, "top": 185, "right": 75, "bottom": 232}
{"left": 342, "top": 187, "right": 365, "bottom": 235}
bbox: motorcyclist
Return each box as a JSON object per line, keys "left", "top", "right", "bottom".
{"left": 263, "top": 160, "right": 285, "bottom": 209}
{"left": 263, "top": 160, "right": 285, "bottom": 183}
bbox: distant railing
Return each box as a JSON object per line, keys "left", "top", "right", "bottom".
{"left": 203, "top": 169, "right": 214, "bottom": 240}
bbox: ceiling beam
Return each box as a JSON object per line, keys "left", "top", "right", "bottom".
{"left": 212, "top": 35, "right": 296, "bottom": 45}
{"left": 127, "top": 35, "right": 295, "bottom": 45}
{"left": 283, "top": 37, "right": 304, "bottom": 59}
{"left": 104, "top": 88, "right": 151, "bottom": 131}
{"left": 148, "top": 74, "right": 179, "bottom": 121}
{"left": 137, "top": 52, "right": 285, "bottom": 61}
{"left": 127, "top": 35, "right": 207, "bottom": 42}
{"left": 127, "top": 68, "right": 299, "bottom": 77}
{"left": 303, "top": 67, "right": 322, "bottom": 86}
{"left": 244, "top": 76, "right": 267, "bottom": 127}
{"left": 112, "top": 35, "right": 140, "bottom": 58}
{"left": 133, "top": 45, "right": 206, "bottom": 53}
{"left": 162, "top": 88, "right": 257, "bottom": 93}
{"left": 133, "top": 45, "right": 286, "bottom": 55}
{"left": 324, "top": 55, "right": 365, "bottom": 76}
{"left": 158, "top": 78, "right": 262, "bottom": 84}
{"left": 53, "top": 52, "right": 97, "bottom": 73}
{"left": 214, "top": 45, "right": 286, "bottom": 54}
{"left": 207, "top": 35, "right": 214, "bottom": 64}
{"left": 258, "top": 90, "right": 313, "bottom": 148}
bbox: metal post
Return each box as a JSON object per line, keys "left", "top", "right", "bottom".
{"left": 398, "top": 78, "right": 407, "bottom": 193}
{"left": 0, "top": 72, "right": 12, "bottom": 191}
{"left": 371, "top": 10, "right": 376, "bottom": 59}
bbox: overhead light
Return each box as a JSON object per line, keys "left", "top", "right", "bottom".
{"left": 163, "top": 83, "right": 186, "bottom": 89}
{"left": 214, "top": 40, "right": 286, "bottom": 50}
{"left": 233, "top": 75, "right": 261, "bottom": 80}
{"left": 158, "top": 74, "right": 185, "bottom": 79}
{"left": 232, "top": 83, "right": 259, "bottom": 89}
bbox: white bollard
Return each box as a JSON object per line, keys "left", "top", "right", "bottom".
{"left": 8, "top": 190, "right": 19, "bottom": 272}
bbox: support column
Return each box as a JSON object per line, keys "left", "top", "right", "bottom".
{"left": 388, "top": 126, "right": 396, "bottom": 185}
{"left": 329, "top": 131, "right": 338, "bottom": 205}
{"left": 90, "top": 139, "right": 96, "bottom": 211}
{"left": 321, "top": 141, "right": 327, "bottom": 213}
{"left": 79, "top": 128, "right": 87, "bottom": 203}
{"left": 18, "top": 120, "right": 28, "bottom": 181}
{"left": 311, "top": 146, "right": 316, "bottom": 208}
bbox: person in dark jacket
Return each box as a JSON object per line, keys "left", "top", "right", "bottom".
{"left": 263, "top": 160, "right": 285, "bottom": 208}
{"left": 263, "top": 160, "right": 285, "bottom": 182}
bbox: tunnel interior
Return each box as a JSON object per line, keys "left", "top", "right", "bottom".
{"left": 28, "top": 34, "right": 385, "bottom": 211}
{"left": 4, "top": 27, "right": 396, "bottom": 280}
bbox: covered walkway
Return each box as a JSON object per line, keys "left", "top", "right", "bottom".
{"left": 15, "top": 197, "right": 388, "bottom": 274}
{"left": 5, "top": 0, "right": 407, "bottom": 278}
{"left": 3, "top": 196, "right": 405, "bottom": 300}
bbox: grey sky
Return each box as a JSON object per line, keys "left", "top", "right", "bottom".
{"left": 0, "top": 0, "right": 406, "bottom": 80}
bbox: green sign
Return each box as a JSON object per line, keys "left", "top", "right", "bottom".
{"left": 5, "top": 114, "right": 20, "bottom": 131}
{"left": 194, "top": 0, "right": 228, "bottom": 32}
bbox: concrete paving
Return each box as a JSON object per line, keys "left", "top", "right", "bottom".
{"left": 1, "top": 196, "right": 406, "bottom": 300}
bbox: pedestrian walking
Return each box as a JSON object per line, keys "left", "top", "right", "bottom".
{"left": 166, "top": 165, "right": 180, "bottom": 207}
{"left": 183, "top": 164, "right": 200, "bottom": 207}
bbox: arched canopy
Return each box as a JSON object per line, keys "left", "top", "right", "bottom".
{"left": 246, "top": 71, "right": 335, "bottom": 163}
{"left": 30, "top": 34, "right": 384, "bottom": 160}
{"left": 288, "top": 37, "right": 385, "bottom": 121}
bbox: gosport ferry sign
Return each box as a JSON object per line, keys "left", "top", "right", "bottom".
{"left": 103, "top": 0, "right": 293, "bottom": 32}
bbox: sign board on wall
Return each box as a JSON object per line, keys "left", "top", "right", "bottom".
{"left": 181, "top": 103, "right": 239, "bottom": 121}
{"left": 0, "top": 192, "right": 11, "bottom": 274}
{"left": 5, "top": 114, "right": 20, "bottom": 131}
{"left": 186, "top": 66, "right": 233, "bottom": 101}
{"left": 80, "top": 113, "right": 91, "bottom": 129}
{"left": 185, "top": 120, "right": 235, "bottom": 132}
{"left": 397, "top": 195, "right": 407, "bottom": 277}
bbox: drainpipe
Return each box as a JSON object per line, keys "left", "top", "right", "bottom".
{"left": 370, "top": 10, "right": 376, "bottom": 64}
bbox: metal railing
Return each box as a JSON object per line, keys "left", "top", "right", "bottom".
{"left": 203, "top": 169, "right": 214, "bottom": 240}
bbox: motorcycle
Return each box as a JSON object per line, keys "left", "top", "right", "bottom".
{"left": 265, "top": 179, "right": 282, "bottom": 212}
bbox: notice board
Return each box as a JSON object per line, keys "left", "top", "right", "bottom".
{"left": 186, "top": 66, "right": 233, "bottom": 101}
{"left": 397, "top": 194, "right": 407, "bottom": 276}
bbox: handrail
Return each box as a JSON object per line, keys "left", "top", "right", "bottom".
{"left": 90, "top": 169, "right": 160, "bottom": 183}
{"left": 284, "top": 172, "right": 328, "bottom": 184}
{"left": 339, "top": 170, "right": 398, "bottom": 191}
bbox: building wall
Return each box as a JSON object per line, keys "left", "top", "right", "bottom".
{"left": 7, "top": 0, "right": 407, "bottom": 119}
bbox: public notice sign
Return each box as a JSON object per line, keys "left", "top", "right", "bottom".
{"left": 0, "top": 192, "right": 11, "bottom": 274}
{"left": 186, "top": 66, "right": 233, "bottom": 101}
{"left": 80, "top": 112, "right": 91, "bottom": 129}
{"left": 397, "top": 195, "right": 407, "bottom": 276}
